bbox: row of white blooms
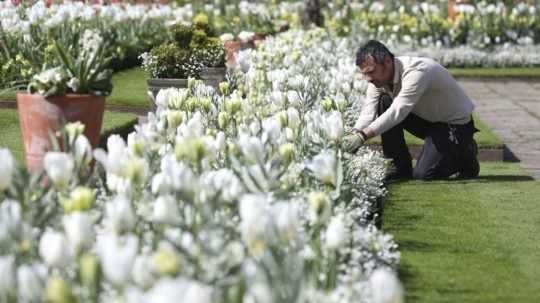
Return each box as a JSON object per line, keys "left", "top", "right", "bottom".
{"left": 0, "top": 1, "right": 194, "bottom": 34}
{"left": 0, "top": 28, "right": 402, "bottom": 302}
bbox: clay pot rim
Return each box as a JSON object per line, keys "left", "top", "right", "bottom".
{"left": 16, "top": 92, "right": 106, "bottom": 99}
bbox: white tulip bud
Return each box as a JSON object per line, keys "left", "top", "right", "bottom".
{"left": 325, "top": 215, "right": 348, "bottom": 250}
{"left": 0, "top": 149, "right": 15, "bottom": 191}
{"left": 43, "top": 152, "right": 74, "bottom": 189}
{"left": 370, "top": 268, "right": 404, "bottom": 303}
{"left": 39, "top": 229, "right": 72, "bottom": 268}
{"left": 63, "top": 212, "right": 94, "bottom": 254}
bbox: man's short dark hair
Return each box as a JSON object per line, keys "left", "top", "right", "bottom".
{"left": 356, "top": 40, "right": 394, "bottom": 66}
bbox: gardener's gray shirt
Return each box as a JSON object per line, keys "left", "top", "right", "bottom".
{"left": 354, "top": 56, "right": 474, "bottom": 136}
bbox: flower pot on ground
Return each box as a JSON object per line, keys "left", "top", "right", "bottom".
{"left": 16, "top": 93, "right": 105, "bottom": 171}
{"left": 141, "top": 22, "right": 227, "bottom": 108}
{"left": 17, "top": 29, "right": 113, "bottom": 171}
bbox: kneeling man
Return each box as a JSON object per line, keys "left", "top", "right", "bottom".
{"left": 344, "top": 40, "right": 479, "bottom": 180}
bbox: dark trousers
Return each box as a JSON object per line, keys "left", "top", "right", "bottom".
{"left": 378, "top": 94, "right": 479, "bottom": 180}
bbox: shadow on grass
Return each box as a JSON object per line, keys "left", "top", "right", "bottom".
{"left": 386, "top": 174, "right": 534, "bottom": 188}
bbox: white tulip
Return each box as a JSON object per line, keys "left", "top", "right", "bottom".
{"left": 147, "top": 278, "right": 212, "bottom": 303}
{"left": 322, "top": 111, "right": 344, "bottom": 142}
{"left": 183, "top": 281, "right": 213, "bottom": 303}
{"left": 94, "top": 135, "right": 126, "bottom": 175}
{"left": 272, "top": 202, "right": 301, "bottom": 242}
{"left": 287, "top": 107, "right": 301, "bottom": 129}
{"left": 132, "top": 254, "right": 156, "bottom": 289}
{"left": 43, "top": 152, "right": 74, "bottom": 189}
{"left": 0, "top": 148, "right": 15, "bottom": 191}
{"left": 74, "top": 135, "right": 92, "bottom": 164}
{"left": 307, "top": 150, "right": 337, "bottom": 186}
{"left": 240, "top": 194, "right": 271, "bottom": 256}
{"left": 370, "top": 268, "right": 404, "bottom": 303}
{"left": 325, "top": 215, "right": 348, "bottom": 250}
{"left": 97, "top": 233, "right": 138, "bottom": 286}
{"left": 152, "top": 195, "right": 179, "bottom": 224}
{"left": 0, "top": 200, "right": 22, "bottom": 245}
{"left": 238, "top": 135, "right": 265, "bottom": 164}
{"left": 39, "top": 229, "right": 72, "bottom": 267}
{"left": 62, "top": 212, "right": 94, "bottom": 253}
{"left": 0, "top": 255, "right": 15, "bottom": 299}
{"left": 17, "top": 263, "right": 46, "bottom": 303}
{"left": 105, "top": 195, "right": 136, "bottom": 234}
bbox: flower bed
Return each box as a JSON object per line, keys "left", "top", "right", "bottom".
{"left": 0, "top": 29, "right": 403, "bottom": 302}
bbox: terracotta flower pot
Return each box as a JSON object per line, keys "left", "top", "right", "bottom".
{"left": 224, "top": 40, "right": 243, "bottom": 67}
{"left": 16, "top": 93, "right": 105, "bottom": 171}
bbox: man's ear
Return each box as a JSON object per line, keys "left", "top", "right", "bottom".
{"left": 384, "top": 55, "right": 393, "bottom": 67}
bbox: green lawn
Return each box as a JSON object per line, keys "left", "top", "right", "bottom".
{"left": 449, "top": 67, "right": 540, "bottom": 78}
{"left": 0, "top": 108, "right": 137, "bottom": 163}
{"left": 107, "top": 67, "right": 149, "bottom": 109}
{"left": 383, "top": 162, "right": 540, "bottom": 302}
{"left": 0, "top": 67, "right": 150, "bottom": 109}
{"left": 368, "top": 114, "right": 502, "bottom": 148}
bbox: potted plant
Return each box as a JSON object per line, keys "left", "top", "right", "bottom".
{"left": 141, "top": 20, "right": 226, "bottom": 108}
{"left": 16, "top": 29, "right": 113, "bottom": 171}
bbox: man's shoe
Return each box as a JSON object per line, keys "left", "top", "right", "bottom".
{"left": 385, "top": 170, "right": 413, "bottom": 182}
{"left": 458, "top": 139, "right": 480, "bottom": 178}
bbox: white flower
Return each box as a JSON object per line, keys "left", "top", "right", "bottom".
{"left": 97, "top": 233, "right": 138, "bottom": 286}
{"left": 74, "top": 135, "right": 92, "bottom": 164}
{"left": 94, "top": 135, "right": 126, "bottom": 176}
{"left": 238, "top": 31, "right": 255, "bottom": 43}
{"left": 0, "top": 200, "right": 22, "bottom": 245}
{"left": 322, "top": 111, "right": 343, "bottom": 142}
{"left": 152, "top": 195, "right": 180, "bottom": 224}
{"left": 219, "top": 33, "right": 234, "bottom": 42}
{"left": 0, "top": 148, "right": 15, "bottom": 191}
{"left": 67, "top": 77, "right": 80, "bottom": 92}
{"left": 43, "top": 152, "right": 74, "bottom": 189}
{"left": 183, "top": 281, "right": 213, "bottom": 303}
{"left": 307, "top": 150, "right": 337, "bottom": 186}
{"left": 238, "top": 135, "right": 265, "bottom": 164}
{"left": 287, "top": 107, "right": 301, "bottom": 129}
{"left": 370, "top": 268, "right": 404, "bottom": 303}
{"left": 325, "top": 215, "right": 348, "bottom": 250}
{"left": 17, "top": 263, "right": 46, "bottom": 303}
{"left": 63, "top": 212, "right": 94, "bottom": 253}
{"left": 39, "top": 229, "right": 72, "bottom": 268}
{"left": 147, "top": 278, "right": 212, "bottom": 303}
{"left": 105, "top": 195, "right": 136, "bottom": 234}
{"left": 272, "top": 202, "right": 301, "bottom": 242}
{"left": 132, "top": 254, "right": 156, "bottom": 289}
{"left": 0, "top": 255, "right": 15, "bottom": 298}
{"left": 239, "top": 194, "right": 271, "bottom": 256}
